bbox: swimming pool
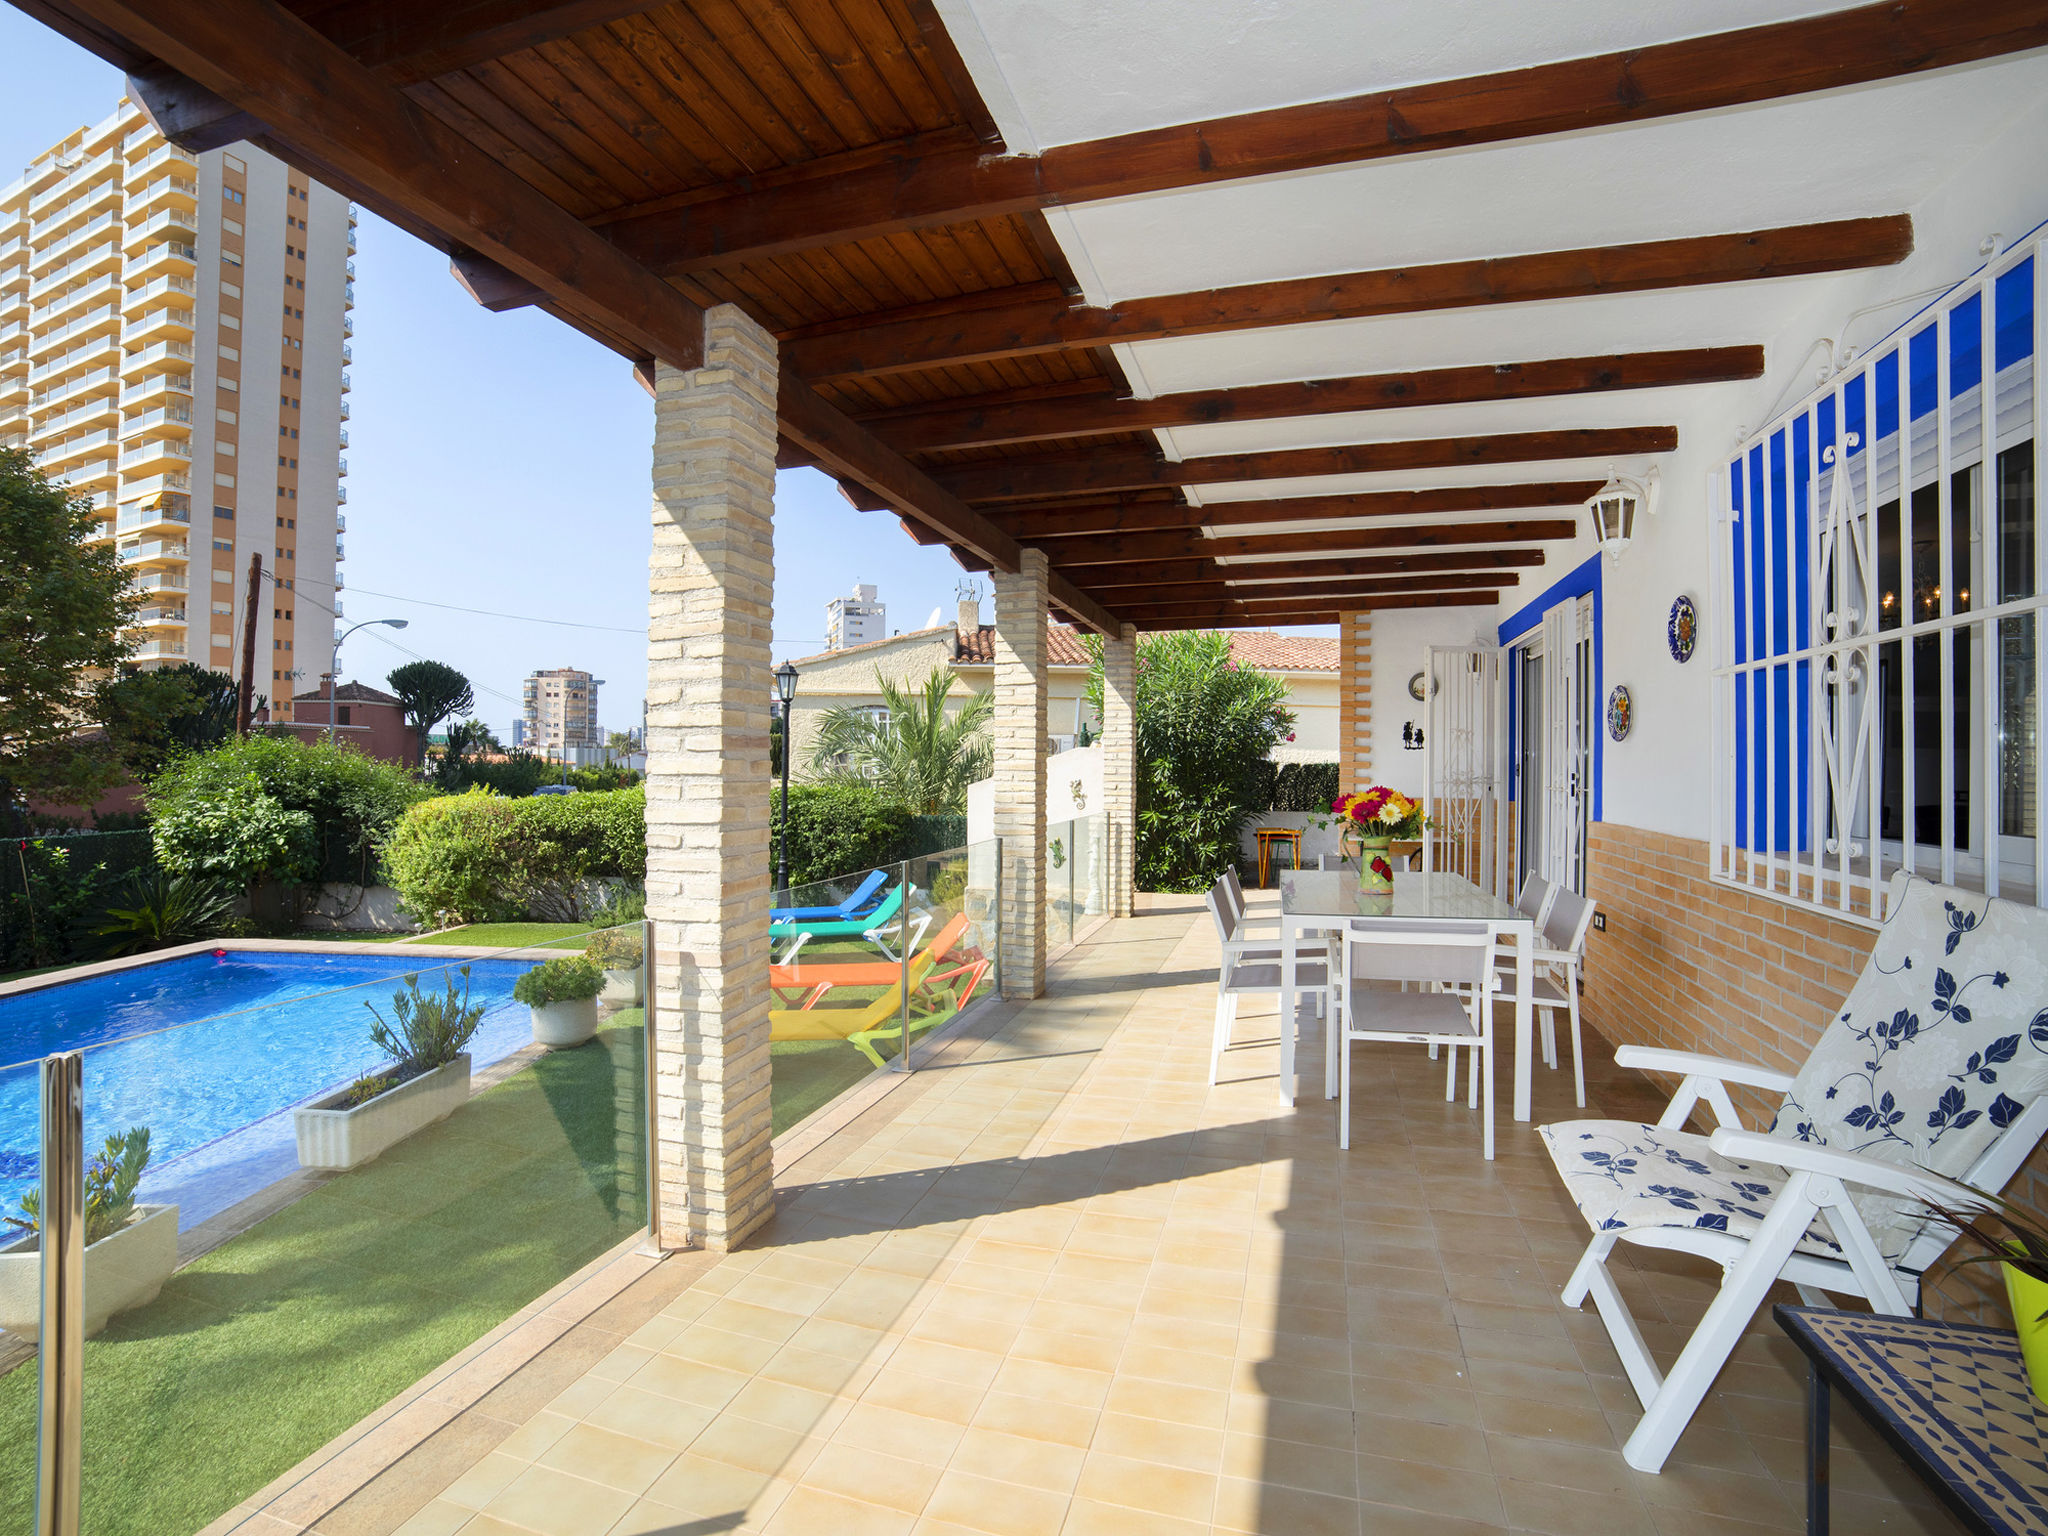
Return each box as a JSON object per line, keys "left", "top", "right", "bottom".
{"left": 0, "top": 949, "right": 543, "bottom": 1231}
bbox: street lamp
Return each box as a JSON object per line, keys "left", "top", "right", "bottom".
{"left": 774, "top": 660, "right": 799, "bottom": 892}
{"left": 329, "top": 617, "right": 408, "bottom": 744}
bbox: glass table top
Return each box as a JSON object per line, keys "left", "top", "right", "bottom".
{"left": 1277, "top": 868, "right": 1527, "bottom": 923}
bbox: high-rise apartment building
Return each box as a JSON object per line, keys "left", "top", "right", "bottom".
{"left": 825, "top": 582, "right": 884, "bottom": 650}
{"left": 0, "top": 98, "right": 353, "bottom": 711}
{"left": 521, "top": 668, "right": 601, "bottom": 754}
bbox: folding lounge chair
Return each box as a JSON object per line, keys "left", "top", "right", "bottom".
{"left": 1540, "top": 873, "right": 2048, "bottom": 1473}
{"left": 771, "top": 912, "right": 983, "bottom": 1012}
{"left": 770, "top": 883, "right": 926, "bottom": 964}
{"left": 770, "top": 867, "right": 888, "bottom": 924}
{"left": 770, "top": 945, "right": 943, "bottom": 1067}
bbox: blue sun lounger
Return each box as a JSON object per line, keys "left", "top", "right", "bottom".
{"left": 770, "top": 866, "right": 888, "bottom": 924}
{"left": 770, "top": 882, "right": 925, "bottom": 964}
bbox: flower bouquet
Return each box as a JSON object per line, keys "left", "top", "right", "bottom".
{"left": 1331, "top": 786, "right": 1424, "bottom": 893}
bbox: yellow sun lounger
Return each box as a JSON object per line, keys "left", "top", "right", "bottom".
{"left": 769, "top": 945, "right": 941, "bottom": 1067}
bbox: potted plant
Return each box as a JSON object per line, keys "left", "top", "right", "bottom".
{"left": 1922, "top": 1191, "right": 2048, "bottom": 1401}
{"left": 0, "top": 1128, "right": 176, "bottom": 1341}
{"left": 293, "top": 968, "right": 485, "bottom": 1171}
{"left": 514, "top": 957, "right": 604, "bottom": 1048}
{"left": 1330, "top": 787, "right": 1426, "bottom": 894}
{"left": 584, "top": 926, "right": 644, "bottom": 1006}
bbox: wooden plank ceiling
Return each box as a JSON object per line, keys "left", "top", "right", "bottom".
{"left": 29, "top": 0, "right": 2048, "bottom": 631}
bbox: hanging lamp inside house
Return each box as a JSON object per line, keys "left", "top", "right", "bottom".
{"left": 1585, "top": 465, "right": 1660, "bottom": 559}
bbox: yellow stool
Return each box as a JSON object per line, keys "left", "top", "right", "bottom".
{"left": 1254, "top": 826, "right": 1304, "bottom": 886}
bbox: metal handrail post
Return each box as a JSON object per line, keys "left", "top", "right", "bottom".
{"left": 37, "top": 1050, "right": 83, "bottom": 1536}
{"left": 897, "top": 859, "right": 912, "bottom": 1072}
{"left": 637, "top": 917, "right": 662, "bottom": 1255}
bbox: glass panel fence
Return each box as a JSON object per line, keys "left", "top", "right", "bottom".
{"left": 1045, "top": 813, "right": 1108, "bottom": 954}
{"left": 1, "top": 923, "right": 648, "bottom": 1535}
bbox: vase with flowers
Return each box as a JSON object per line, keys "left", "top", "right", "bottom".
{"left": 1331, "top": 786, "right": 1425, "bottom": 894}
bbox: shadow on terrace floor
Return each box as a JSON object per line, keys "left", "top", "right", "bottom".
{"left": 313, "top": 893, "right": 1960, "bottom": 1536}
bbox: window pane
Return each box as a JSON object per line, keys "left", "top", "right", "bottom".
{"left": 1879, "top": 498, "right": 1903, "bottom": 630}
{"left": 1953, "top": 465, "right": 1976, "bottom": 616}
{"left": 1879, "top": 639, "right": 1903, "bottom": 841}
{"left": 2002, "top": 441, "right": 2037, "bottom": 604}
{"left": 1912, "top": 482, "right": 1941, "bottom": 622}
{"left": 2003, "top": 614, "right": 2039, "bottom": 840}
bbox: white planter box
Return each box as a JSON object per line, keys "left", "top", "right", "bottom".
{"left": 0, "top": 1202, "right": 179, "bottom": 1342}
{"left": 293, "top": 1055, "right": 470, "bottom": 1171}
{"left": 599, "top": 966, "right": 642, "bottom": 1007}
{"left": 530, "top": 997, "right": 599, "bottom": 1049}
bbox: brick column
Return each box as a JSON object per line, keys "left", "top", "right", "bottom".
{"left": 1101, "top": 622, "right": 1137, "bottom": 916}
{"left": 993, "top": 549, "right": 1049, "bottom": 998}
{"left": 1338, "top": 610, "right": 1373, "bottom": 793}
{"left": 645, "top": 305, "right": 777, "bottom": 1251}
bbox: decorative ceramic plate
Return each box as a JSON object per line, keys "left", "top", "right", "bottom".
{"left": 1607, "top": 685, "right": 1633, "bottom": 742}
{"left": 1407, "top": 670, "right": 1428, "bottom": 702}
{"left": 1668, "top": 595, "right": 1697, "bottom": 663}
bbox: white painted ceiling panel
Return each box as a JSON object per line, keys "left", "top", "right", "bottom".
{"left": 1192, "top": 456, "right": 1649, "bottom": 503}
{"left": 944, "top": 0, "right": 1862, "bottom": 147}
{"left": 1055, "top": 60, "right": 2048, "bottom": 302}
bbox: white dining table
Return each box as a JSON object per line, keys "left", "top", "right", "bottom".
{"left": 1275, "top": 867, "right": 1539, "bottom": 1120}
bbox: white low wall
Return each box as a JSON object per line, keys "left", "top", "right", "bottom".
{"left": 967, "top": 741, "right": 1103, "bottom": 846}
{"left": 1237, "top": 812, "right": 1343, "bottom": 875}
{"left": 296, "top": 884, "right": 420, "bottom": 932}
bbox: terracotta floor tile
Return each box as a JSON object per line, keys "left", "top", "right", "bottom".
{"left": 534, "top": 1422, "right": 677, "bottom": 1497}
{"left": 921, "top": 1468, "right": 1072, "bottom": 1536}
{"left": 479, "top": 1464, "right": 637, "bottom": 1536}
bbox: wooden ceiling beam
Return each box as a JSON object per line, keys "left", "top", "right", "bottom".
{"left": 79, "top": 0, "right": 706, "bottom": 368}
{"left": 1123, "top": 591, "right": 1498, "bottom": 629}
{"left": 1119, "top": 591, "right": 1505, "bottom": 621}
{"left": 867, "top": 348, "right": 1762, "bottom": 452}
{"left": 600, "top": 0, "right": 2038, "bottom": 277}
{"left": 1040, "top": 519, "right": 1577, "bottom": 568}
{"left": 1055, "top": 548, "right": 1547, "bottom": 590}
{"left": 999, "top": 482, "right": 1603, "bottom": 538}
{"left": 788, "top": 218, "right": 1911, "bottom": 381}
{"left": 940, "top": 427, "right": 1673, "bottom": 505}
{"left": 305, "top": 1, "right": 669, "bottom": 86}
{"left": 1078, "top": 572, "right": 1510, "bottom": 604}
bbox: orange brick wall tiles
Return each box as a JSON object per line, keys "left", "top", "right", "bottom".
{"left": 1338, "top": 612, "right": 1372, "bottom": 793}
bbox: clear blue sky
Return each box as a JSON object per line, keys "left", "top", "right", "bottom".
{"left": 1, "top": 10, "right": 1002, "bottom": 740}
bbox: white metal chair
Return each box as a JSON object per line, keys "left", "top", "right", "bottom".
{"left": 1514, "top": 871, "right": 1556, "bottom": 927}
{"left": 1206, "top": 883, "right": 1334, "bottom": 1085}
{"left": 1337, "top": 920, "right": 1502, "bottom": 1158}
{"left": 1221, "top": 865, "right": 1281, "bottom": 938}
{"left": 1499, "top": 885, "right": 1598, "bottom": 1107}
{"left": 1541, "top": 873, "right": 2048, "bottom": 1473}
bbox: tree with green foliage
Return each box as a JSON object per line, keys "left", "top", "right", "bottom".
{"left": 385, "top": 660, "right": 473, "bottom": 767}
{"left": 432, "top": 716, "right": 501, "bottom": 790}
{"left": 1088, "top": 630, "right": 1294, "bottom": 892}
{"left": 806, "top": 665, "right": 993, "bottom": 814}
{"left": 95, "top": 662, "right": 241, "bottom": 780}
{"left": 0, "top": 447, "right": 140, "bottom": 827}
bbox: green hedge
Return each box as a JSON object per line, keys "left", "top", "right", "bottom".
{"left": 453, "top": 757, "right": 641, "bottom": 797}
{"left": 772, "top": 784, "right": 916, "bottom": 889}
{"left": 382, "top": 787, "right": 646, "bottom": 925}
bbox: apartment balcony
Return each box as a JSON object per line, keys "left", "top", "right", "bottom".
{"left": 38, "top": 427, "right": 117, "bottom": 476}
{"left": 335, "top": 512, "right": 346, "bottom": 532}
{"left": 28, "top": 301, "right": 120, "bottom": 362}
{"left": 333, "top": 571, "right": 344, "bottom": 590}
{"left": 121, "top": 305, "right": 196, "bottom": 347}
{"left": 337, "top": 454, "right": 347, "bottom": 477}
{"left": 130, "top": 569, "right": 189, "bottom": 595}
{"left": 26, "top": 235, "right": 120, "bottom": 299}
{"left": 122, "top": 206, "right": 198, "bottom": 253}
{"left": 118, "top": 538, "right": 189, "bottom": 569}
{"left": 127, "top": 173, "right": 198, "bottom": 219}
{"left": 335, "top": 484, "right": 347, "bottom": 505}
{"left": 338, "top": 399, "right": 349, "bottom": 421}
{"left": 27, "top": 147, "right": 119, "bottom": 221}
{"left": 118, "top": 434, "right": 192, "bottom": 473}
{"left": 339, "top": 371, "right": 351, "bottom": 393}
{"left": 128, "top": 604, "right": 188, "bottom": 628}
{"left": 341, "top": 342, "right": 352, "bottom": 364}
{"left": 345, "top": 258, "right": 356, "bottom": 280}
{"left": 30, "top": 393, "right": 118, "bottom": 441}
{"left": 27, "top": 337, "right": 120, "bottom": 390}
{"left": 126, "top": 638, "right": 188, "bottom": 661}
{"left": 125, "top": 140, "right": 194, "bottom": 177}
{"left": 0, "top": 291, "right": 26, "bottom": 330}
{"left": 122, "top": 402, "right": 194, "bottom": 441}
{"left": 342, "top": 312, "right": 353, "bottom": 338}
{"left": 346, "top": 228, "right": 357, "bottom": 255}
{"left": 0, "top": 431, "right": 26, "bottom": 452}
{"left": 125, "top": 338, "right": 195, "bottom": 377}
{"left": 28, "top": 209, "right": 121, "bottom": 276}
{"left": 30, "top": 362, "right": 119, "bottom": 412}
{"left": 120, "top": 273, "right": 196, "bottom": 315}
{"left": 119, "top": 468, "right": 192, "bottom": 502}
{"left": 31, "top": 270, "right": 121, "bottom": 328}
{"left": 337, "top": 427, "right": 348, "bottom": 449}
{"left": 120, "top": 371, "right": 192, "bottom": 409}
{"left": 0, "top": 377, "right": 26, "bottom": 414}
{"left": 334, "top": 538, "right": 345, "bottom": 561}
{"left": 28, "top": 181, "right": 120, "bottom": 249}
{"left": 128, "top": 239, "right": 197, "bottom": 284}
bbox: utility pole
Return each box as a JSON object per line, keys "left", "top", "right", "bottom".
{"left": 236, "top": 553, "right": 263, "bottom": 734}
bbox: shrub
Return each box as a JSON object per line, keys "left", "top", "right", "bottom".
{"left": 1, "top": 834, "right": 152, "bottom": 973}
{"left": 8, "top": 1127, "right": 151, "bottom": 1245}
{"left": 585, "top": 927, "right": 643, "bottom": 970}
{"left": 364, "top": 967, "right": 485, "bottom": 1071}
{"left": 147, "top": 735, "right": 426, "bottom": 888}
{"left": 1270, "top": 762, "right": 1339, "bottom": 813}
{"left": 513, "top": 956, "right": 603, "bottom": 1007}
{"left": 379, "top": 791, "right": 521, "bottom": 925}
{"left": 335, "top": 1073, "right": 397, "bottom": 1110}
{"left": 590, "top": 885, "right": 646, "bottom": 928}
{"left": 93, "top": 871, "right": 236, "bottom": 956}
{"left": 772, "top": 782, "right": 917, "bottom": 887}
{"left": 507, "top": 787, "right": 645, "bottom": 919}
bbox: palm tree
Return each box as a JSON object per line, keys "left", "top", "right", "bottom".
{"left": 806, "top": 665, "right": 993, "bottom": 814}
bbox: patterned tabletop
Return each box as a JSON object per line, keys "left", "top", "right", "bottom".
{"left": 1776, "top": 1306, "right": 2048, "bottom": 1535}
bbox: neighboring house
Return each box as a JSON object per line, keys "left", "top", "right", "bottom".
{"left": 779, "top": 595, "right": 1337, "bottom": 776}
{"left": 278, "top": 679, "right": 417, "bottom": 765}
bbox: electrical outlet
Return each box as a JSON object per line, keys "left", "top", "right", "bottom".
{"left": 1592, "top": 912, "right": 1607, "bottom": 932}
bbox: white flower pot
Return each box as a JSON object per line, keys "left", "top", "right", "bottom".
{"left": 530, "top": 997, "right": 599, "bottom": 1049}
{"left": 0, "top": 1203, "right": 179, "bottom": 1342}
{"left": 293, "top": 1055, "right": 471, "bottom": 1171}
{"left": 599, "top": 967, "right": 643, "bottom": 1006}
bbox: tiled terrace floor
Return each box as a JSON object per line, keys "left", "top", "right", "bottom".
{"left": 393, "top": 895, "right": 1960, "bottom": 1536}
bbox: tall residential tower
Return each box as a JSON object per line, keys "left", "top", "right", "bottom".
{"left": 521, "top": 668, "right": 601, "bottom": 755}
{"left": 0, "top": 97, "right": 353, "bottom": 712}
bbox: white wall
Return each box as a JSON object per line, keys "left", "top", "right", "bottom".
{"left": 1365, "top": 607, "right": 1492, "bottom": 793}
{"left": 966, "top": 741, "right": 1102, "bottom": 845}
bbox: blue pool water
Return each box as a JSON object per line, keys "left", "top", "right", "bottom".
{"left": 0, "top": 950, "right": 542, "bottom": 1231}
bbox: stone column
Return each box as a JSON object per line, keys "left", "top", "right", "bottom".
{"left": 645, "top": 305, "right": 777, "bottom": 1251}
{"left": 993, "top": 549, "right": 1049, "bottom": 998}
{"left": 1101, "top": 623, "right": 1137, "bottom": 916}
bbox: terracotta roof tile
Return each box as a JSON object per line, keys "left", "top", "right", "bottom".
{"left": 788, "top": 623, "right": 1332, "bottom": 674}
{"left": 1223, "top": 631, "right": 1339, "bottom": 673}
{"left": 952, "top": 624, "right": 1093, "bottom": 667}
{"left": 293, "top": 681, "right": 404, "bottom": 705}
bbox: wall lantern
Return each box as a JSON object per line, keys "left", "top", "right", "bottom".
{"left": 1585, "top": 465, "right": 1660, "bottom": 560}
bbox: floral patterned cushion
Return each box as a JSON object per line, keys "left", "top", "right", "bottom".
{"left": 1766, "top": 874, "right": 2048, "bottom": 1259}
{"left": 1538, "top": 1121, "right": 1843, "bottom": 1257}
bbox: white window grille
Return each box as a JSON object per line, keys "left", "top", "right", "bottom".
{"left": 1712, "top": 231, "right": 2044, "bottom": 922}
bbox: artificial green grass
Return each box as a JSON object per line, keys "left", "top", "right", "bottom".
{"left": 281, "top": 930, "right": 417, "bottom": 944}
{"left": 0, "top": 1015, "right": 649, "bottom": 1536}
{"left": 406, "top": 922, "right": 594, "bottom": 950}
